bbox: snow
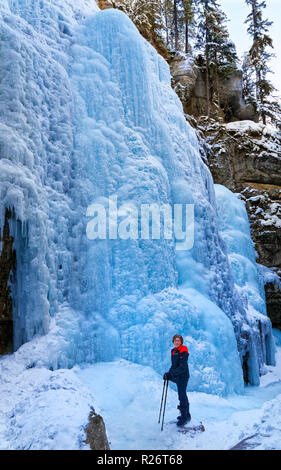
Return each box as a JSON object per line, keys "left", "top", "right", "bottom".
{"left": 258, "top": 264, "right": 281, "bottom": 288}
{"left": 1, "top": 348, "right": 281, "bottom": 450}
{"left": 225, "top": 120, "right": 265, "bottom": 134}
{"left": 0, "top": 355, "right": 95, "bottom": 450}
{"left": 224, "top": 121, "right": 281, "bottom": 162}
{"left": 0, "top": 0, "right": 279, "bottom": 451}
{"left": 260, "top": 202, "right": 281, "bottom": 228}
{"left": 177, "top": 54, "right": 195, "bottom": 72}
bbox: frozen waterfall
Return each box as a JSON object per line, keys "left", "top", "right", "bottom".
{"left": 0, "top": 1, "right": 275, "bottom": 394}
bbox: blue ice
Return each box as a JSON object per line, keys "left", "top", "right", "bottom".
{"left": 0, "top": 3, "right": 275, "bottom": 396}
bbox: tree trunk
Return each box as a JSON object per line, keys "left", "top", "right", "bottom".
{"left": 174, "top": 0, "right": 179, "bottom": 51}
{"left": 164, "top": 0, "right": 169, "bottom": 45}
{"left": 205, "top": 42, "right": 210, "bottom": 116}
{"left": 250, "top": 0, "right": 263, "bottom": 122}
{"left": 185, "top": 17, "right": 189, "bottom": 53}
{"left": 214, "top": 51, "right": 220, "bottom": 107}
{"left": 205, "top": 0, "right": 210, "bottom": 116}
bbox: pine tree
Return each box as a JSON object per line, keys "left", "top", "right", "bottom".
{"left": 173, "top": 0, "right": 179, "bottom": 50}
{"left": 111, "top": 0, "right": 151, "bottom": 35}
{"left": 160, "top": 0, "right": 195, "bottom": 52}
{"left": 195, "top": 0, "right": 238, "bottom": 115}
{"left": 244, "top": 0, "right": 279, "bottom": 125}
{"left": 111, "top": 0, "right": 167, "bottom": 57}
{"left": 161, "top": 0, "right": 174, "bottom": 47}
{"left": 242, "top": 52, "right": 258, "bottom": 112}
{"left": 181, "top": 0, "right": 196, "bottom": 53}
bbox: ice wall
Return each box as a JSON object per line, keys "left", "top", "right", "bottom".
{"left": 215, "top": 185, "right": 275, "bottom": 383}
{"left": 0, "top": 0, "right": 99, "bottom": 356}
{"left": 0, "top": 1, "right": 275, "bottom": 394}
{"left": 67, "top": 9, "right": 249, "bottom": 394}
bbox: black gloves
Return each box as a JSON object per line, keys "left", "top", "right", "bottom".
{"left": 163, "top": 372, "right": 170, "bottom": 380}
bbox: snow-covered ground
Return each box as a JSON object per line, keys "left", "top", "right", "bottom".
{"left": 0, "top": 0, "right": 280, "bottom": 451}
{"left": 1, "top": 332, "right": 281, "bottom": 450}
{"left": 75, "top": 343, "right": 281, "bottom": 450}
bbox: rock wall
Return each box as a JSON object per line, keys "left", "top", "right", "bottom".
{"left": 0, "top": 208, "right": 16, "bottom": 354}
{"left": 169, "top": 54, "right": 257, "bottom": 123}
{"left": 199, "top": 119, "right": 281, "bottom": 330}
{"left": 97, "top": 0, "right": 113, "bottom": 9}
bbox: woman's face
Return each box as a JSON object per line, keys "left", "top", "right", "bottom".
{"left": 173, "top": 337, "right": 182, "bottom": 348}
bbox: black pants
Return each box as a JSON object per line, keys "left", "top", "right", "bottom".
{"left": 176, "top": 377, "right": 189, "bottom": 412}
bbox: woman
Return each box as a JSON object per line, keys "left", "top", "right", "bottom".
{"left": 163, "top": 334, "right": 191, "bottom": 427}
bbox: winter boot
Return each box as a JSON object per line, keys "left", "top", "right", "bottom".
{"left": 177, "top": 407, "right": 191, "bottom": 427}
{"left": 177, "top": 409, "right": 188, "bottom": 427}
{"left": 177, "top": 404, "right": 191, "bottom": 421}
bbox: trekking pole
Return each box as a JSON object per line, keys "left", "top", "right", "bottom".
{"left": 161, "top": 379, "right": 169, "bottom": 431}
{"left": 158, "top": 378, "right": 167, "bottom": 424}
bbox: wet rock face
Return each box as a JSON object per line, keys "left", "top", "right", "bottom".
{"left": 0, "top": 208, "right": 16, "bottom": 355}
{"left": 169, "top": 53, "right": 200, "bottom": 115}
{"left": 201, "top": 119, "right": 281, "bottom": 330}
{"left": 265, "top": 282, "right": 281, "bottom": 330}
{"left": 242, "top": 183, "right": 281, "bottom": 268}
{"left": 219, "top": 73, "right": 258, "bottom": 123}
{"left": 84, "top": 411, "right": 110, "bottom": 450}
{"left": 169, "top": 55, "right": 257, "bottom": 122}
{"left": 97, "top": 0, "right": 113, "bottom": 9}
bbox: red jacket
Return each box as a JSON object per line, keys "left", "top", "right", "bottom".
{"left": 168, "top": 344, "right": 189, "bottom": 381}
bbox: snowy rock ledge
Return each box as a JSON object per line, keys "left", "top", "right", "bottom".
{"left": 202, "top": 118, "right": 281, "bottom": 330}
{"left": 0, "top": 360, "right": 95, "bottom": 450}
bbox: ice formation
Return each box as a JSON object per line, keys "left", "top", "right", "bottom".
{"left": 0, "top": 0, "right": 275, "bottom": 395}
{"left": 215, "top": 185, "right": 275, "bottom": 384}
